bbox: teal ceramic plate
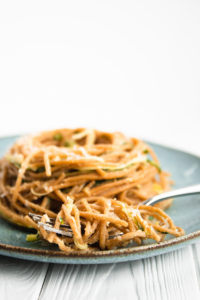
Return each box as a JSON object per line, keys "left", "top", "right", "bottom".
{"left": 0, "top": 136, "right": 200, "bottom": 264}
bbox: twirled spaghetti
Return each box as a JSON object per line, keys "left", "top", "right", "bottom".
{"left": 0, "top": 128, "right": 184, "bottom": 251}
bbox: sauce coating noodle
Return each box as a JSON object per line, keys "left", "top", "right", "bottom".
{"left": 0, "top": 128, "right": 184, "bottom": 251}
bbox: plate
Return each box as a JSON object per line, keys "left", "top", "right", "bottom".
{"left": 0, "top": 135, "right": 200, "bottom": 264}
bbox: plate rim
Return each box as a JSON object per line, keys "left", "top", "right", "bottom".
{"left": 0, "top": 229, "right": 200, "bottom": 259}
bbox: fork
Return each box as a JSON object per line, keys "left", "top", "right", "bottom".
{"left": 29, "top": 184, "right": 200, "bottom": 238}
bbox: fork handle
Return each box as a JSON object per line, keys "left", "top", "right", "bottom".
{"left": 143, "top": 184, "right": 200, "bottom": 206}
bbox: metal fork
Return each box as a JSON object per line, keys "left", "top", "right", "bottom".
{"left": 29, "top": 213, "right": 123, "bottom": 239}
{"left": 29, "top": 184, "right": 200, "bottom": 238}
{"left": 29, "top": 213, "right": 73, "bottom": 237}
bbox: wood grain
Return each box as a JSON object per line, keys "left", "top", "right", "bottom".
{"left": 133, "top": 246, "right": 200, "bottom": 300}
{"left": 0, "top": 256, "right": 48, "bottom": 300}
{"left": 38, "top": 245, "right": 200, "bottom": 300}
{"left": 193, "top": 243, "right": 200, "bottom": 290}
{"left": 0, "top": 245, "right": 199, "bottom": 299}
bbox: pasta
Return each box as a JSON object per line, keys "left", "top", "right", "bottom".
{"left": 0, "top": 128, "right": 184, "bottom": 252}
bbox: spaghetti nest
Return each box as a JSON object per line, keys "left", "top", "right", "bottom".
{"left": 0, "top": 128, "right": 184, "bottom": 251}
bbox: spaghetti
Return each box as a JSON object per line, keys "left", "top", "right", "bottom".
{"left": 0, "top": 128, "right": 184, "bottom": 251}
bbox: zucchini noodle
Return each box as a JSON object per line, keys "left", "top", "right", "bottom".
{"left": 0, "top": 128, "right": 184, "bottom": 251}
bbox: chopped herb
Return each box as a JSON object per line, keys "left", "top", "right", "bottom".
{"left": 26, "top": 232, "right": 40, "bottom": 242}
{"left": 134, "top": 218, "right": 144, "bottom": 231}
{"left": 143, "top": 149, "right": 149, "bottom": 154}
{"left": 138, "top": 224, "right": 144, "bottom": 231}
{"left": 14, "top": 162, "right": 21, "bottom": 168}
{"left": 5, "top": 154, "right": 23, "bottom": 166}
{"left": 53, "top": 133, "right": 63, "bottom": 141}
{"left": 64, "top": 140, "right": 75, "bottom": 147}
{"left": 59, "top": 217, "right": 64, "bottom": 225}
{"left": 147, "top": 159, "right": 161, "bottom": 172}
{"left": 148, "top": 216, "right": 154, "bottom": 221}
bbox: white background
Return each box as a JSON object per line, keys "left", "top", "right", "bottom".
{"left": 0, "top": 0, "right": 200, "bottom": 156}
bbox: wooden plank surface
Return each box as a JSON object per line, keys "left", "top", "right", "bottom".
{"left": 37, "top": 245, "right": 200, "bottom": 300}
{"left": 193, "top": 243, "right": 200, "bottom": 290}
{"left": 0, "top": 256, "right": 48, "bottom": 300}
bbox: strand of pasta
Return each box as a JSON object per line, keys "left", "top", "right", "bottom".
{"left": 0, "top": 128, "right": 184, "bottom": 251}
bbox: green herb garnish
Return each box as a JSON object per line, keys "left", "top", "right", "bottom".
{"left": 143, "top": 149, "right": 149, "bottom": 154}
{"left": 26, "top": 232, "right": 40, "bottom": 242}
{"left": 64, "top": 140, "right": 75, "bottom": 147}
{"left": 53, "top": 133, "right": 63, "bottom": 141}
{"left": 59, "top": 217, "right": 64, "bottom": 225}
{"left": 148, "top": 216, "right": 154, "bottom": 221}
{"left": 134, "top": 218, "right": 144, "bottom": 231}
{"left": 14, "top": 162, "right": 21, "bottom": 168}
{"left": 147, "top": 159, "right": 161, "bottom": 172}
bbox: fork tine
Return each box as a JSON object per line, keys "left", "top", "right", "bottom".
{"left": 28, "top": 213, "right": 124, "bottom": 240}
{"left": 28, "top": 213, "right": 72, "bottom": 230}
{"left": 38, "top": 222, "right": 73, "bottom": 237}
